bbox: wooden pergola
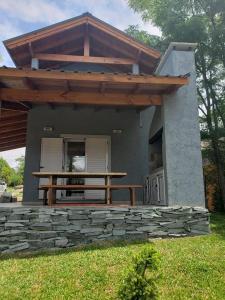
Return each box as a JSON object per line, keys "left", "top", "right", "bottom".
{"left": 0, "top": 13, "right": 188, "bottom": 152}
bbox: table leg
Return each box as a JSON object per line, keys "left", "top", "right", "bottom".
{"left": 129, "top": 188, "right": 136, "bottom": 206}
{"left": 48, "top": 176, "right": 56, "bottom": 206}
{"left": 105, "top": 175, "right": 111, "bottom": 205}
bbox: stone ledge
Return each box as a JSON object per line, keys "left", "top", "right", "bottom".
{"left": 0, "top": 206, "right": 210, "bottom": 254}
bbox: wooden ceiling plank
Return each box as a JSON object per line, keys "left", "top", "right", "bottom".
{"left": 0, "top": 129, "right": 26, "bottom": 139}
{"left": 0, "top": 110, "right": 26, "bottom": 119}
{"left": 0, "top": 88, "right": 162, "bottom": 106}
{"left": 0, "top": 68, "right": 188, "bottom": 85}
{"left": 0, "top": 133, "right": 26, "bottom": 143}
{"left": 0, "top": 143, "right": 26, "bottom": 152}
{"left": 0, "top": 117, "right": 27, "bottom": 128}
{"left": 0, "top": 137, "right": 26, "bottom": 146}
{"left": 0, "top": 100, "right": 29, "bottom": 112}
{"left": 0, "top": 124, "right": 27, "bottom": 134}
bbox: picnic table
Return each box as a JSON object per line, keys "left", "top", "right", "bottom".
{"left": 32, "top": 172, "right": 132, "bottom": 205}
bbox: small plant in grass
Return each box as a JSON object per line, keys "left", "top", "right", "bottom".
{"left": 118, "top": 245, "right": 160, "bottom": 300}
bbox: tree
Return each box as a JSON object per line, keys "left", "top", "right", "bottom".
{"left": 15, "top": 156, "right": 25, "bottom": 185}
{"left": 127, "top": 0, "right": 225, "bottom": 210}
{"left": 0, "top": 158, "right": 12, "bottom": 184}
{"left": 0, "top": 156, "right": 25, "bottom": 187}
{"left": 125, "top": 25, "right": 165, "bottom": 52}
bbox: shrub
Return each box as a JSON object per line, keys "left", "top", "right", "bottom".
{"left": 118, "top": 245, "right": 160, "bottom": 300}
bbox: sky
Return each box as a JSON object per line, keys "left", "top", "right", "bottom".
{"left": 0, "top": 0, "right": 160, "bottom": 168}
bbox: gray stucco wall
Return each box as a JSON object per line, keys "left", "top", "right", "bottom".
{"left": 156, "top": 47, "right": 205, "bottom": 207}
{"left": 149, "top": 107, "right": 162, "bottom": 139}
{"left": 23, "top": 106, "right": 154, "bottom": 203}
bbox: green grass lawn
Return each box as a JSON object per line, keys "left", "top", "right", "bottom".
{"left": 0, "top": 214, "right": 225, "bottom": 300}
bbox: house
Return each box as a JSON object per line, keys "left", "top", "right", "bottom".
{"left": 0, "top": 13, "right": 205, "bottom": 207}
{"left": 0, "top": 13, "right": 210, "bottom": 253}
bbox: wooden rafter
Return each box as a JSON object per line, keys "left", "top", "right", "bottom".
{"left": 0, "top": 88, "right": 162, "bottom": 106}
{"left": 35, "top": 53, "right": 136, "bottom": 65}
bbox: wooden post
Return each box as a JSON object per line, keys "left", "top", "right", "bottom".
{"left": 84, "top": 24, "right": 90, "bottom": 56}
{"left": 129, "top": 187, "right": 136, "bottom": 206}
{"left": 132, "top": 63, "right": 140, "bottom": 74}
{"left": 48, "top": 175, "right": 56, "bottom": 206}
{"left": 31, "top": 58, "right": 39, "bottom": 69}
{"left": 105, "top": 175, "right": 111, "bottom": 205}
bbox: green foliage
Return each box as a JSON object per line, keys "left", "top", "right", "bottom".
{"left": 125, "top": 25, "right": 165, "bottom": 52}
{"left": 14, "top": 156, "right": 25, "bottom": 185}
{"left": 0, "top": 156, "right": 24, "bottom": 187}
{"left": 0, "top": 158, "right": 12, "bottom": 184}
{"left": 128, "top": 0, "right": 225, "bottom": 210}
{"left": 118, "top": 245, "right": 160, "bottom": 300}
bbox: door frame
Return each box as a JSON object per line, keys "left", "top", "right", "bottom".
{"left": 60, "top": 134, "right": 111, "bottom": 200}
{"left": 61, "top": 134, "right": 111, "bottom": 172}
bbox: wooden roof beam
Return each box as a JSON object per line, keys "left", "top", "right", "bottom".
{"left": 0, "top": 68, "right": 188, "bottom": 85}
{"left": 0, "top": 88, "right": 162, "bottom": 106}
{"left": 35, "top": 53, "right": 136, "bottom": 65}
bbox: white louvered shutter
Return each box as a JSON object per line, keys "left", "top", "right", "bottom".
{"left": 39, "top": 138, "right": 63, "bottom": 199}
{"left": 85, "top": 137, "right": 109, "bottom": 200}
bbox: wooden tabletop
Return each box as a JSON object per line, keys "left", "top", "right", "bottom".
{"left": 32, "top": 172, "right": 127, "bottom": 178}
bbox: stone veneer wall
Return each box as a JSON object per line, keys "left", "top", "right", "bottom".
{"left": 0, "top": 206, "right": 209, "bottom": 254}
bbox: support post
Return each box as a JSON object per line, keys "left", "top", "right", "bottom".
{"left": 132, "top": 63, "right": 139, "bottom": 74}
{"left": 31, "top": 58, "right": 39, "bottom": 69}
{"left": 155, "top": 42, "right": 205, "bottom": 207}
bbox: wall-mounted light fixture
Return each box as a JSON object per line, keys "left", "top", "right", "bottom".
{"left": 43, "top": 126, "right": 54, "bottom": 132}
{"left": 112, "top": 129, "right": 123, "bottom": 134}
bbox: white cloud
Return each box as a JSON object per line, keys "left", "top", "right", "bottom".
{"left": 0, "top": 0, "right": 70, "bottom": 24}
{"left": 0, "top": 148, "right": 25, "bottom": 168}
{"left": 0, "top": 20, "right": 23, "bottom": 66}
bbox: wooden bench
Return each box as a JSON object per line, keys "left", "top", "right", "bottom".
{"left": 39, "top": 184, "right": 143, "bottom": 206}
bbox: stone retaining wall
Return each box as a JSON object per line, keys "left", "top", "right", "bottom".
{"left": 0, "top": 206, "right": 210, "bottom": 254}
